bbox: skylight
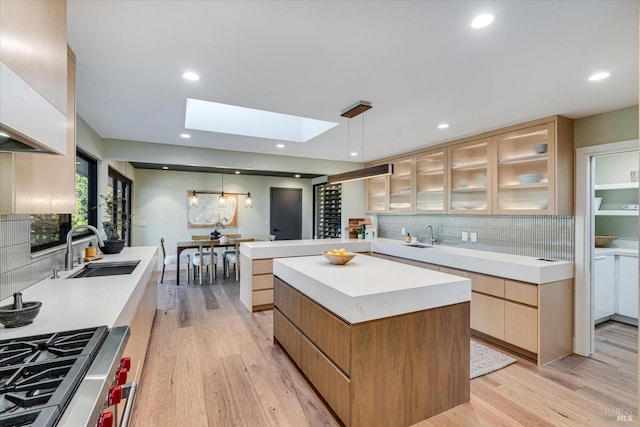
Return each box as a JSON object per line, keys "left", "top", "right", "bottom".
{"left": 184, "top": 98, "right": 338, "bottom": 143}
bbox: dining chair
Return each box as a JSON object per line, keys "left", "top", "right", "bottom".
{"left": 192, "top": 251, "right": 218, "bottom": 280}
{"left": 160, "top": 237, "right": 191, "bottom": 283}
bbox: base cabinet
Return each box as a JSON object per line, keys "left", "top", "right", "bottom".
{"left": 274, "top": 277, "right": 470, "bottom": 427}
{"left": 594, "top": 255, "right": 616, "bottom": 322}
{"left": 617, "top": 255, "right": 638, "bottom": 319}
{"left": 373, "top": 252, "right": 572, "bottom": 365}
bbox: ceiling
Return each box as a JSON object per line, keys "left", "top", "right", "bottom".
{"left": 67, "top": 1, "right": 638, "bottom": 165}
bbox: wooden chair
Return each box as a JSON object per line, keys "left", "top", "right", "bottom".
{"left": 160, "top": 238, "right": 190, "bottom": 283}
{"left": 192, "top": 235, "right": 210, "bottom": 240}
{"left": 224, "top": 238, "right": 255, "bottom": 281}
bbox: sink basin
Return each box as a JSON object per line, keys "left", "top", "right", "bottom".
{"left": 405, "top": 243, "right": 433, "bottom": 248}
{"left": 68, "top": 260, "right": 140, "bottom": 279}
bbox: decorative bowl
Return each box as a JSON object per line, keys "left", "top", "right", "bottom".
{"left": 595, "top": 235, "right": 617, "bottom": 247}
{"left": 0, "top": 301, "right": 42, "bottom": 328}
{"left": 322, "top": 251, "right": 356, "bottom": 265}
{"left": 101, "top": 240, "right": 126, "bottom": 254}
{"left": 516, "top": 173, "right": 542, "bottom": 185}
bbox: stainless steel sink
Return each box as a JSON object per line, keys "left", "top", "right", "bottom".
{"left": 68, "top": 260, "right": 140, "bottom": 278}
{"left": 405, "top": 243, "right": 433, "bottom": 248}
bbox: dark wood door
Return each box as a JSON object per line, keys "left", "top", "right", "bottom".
{"left": 270, "top": 188, "right": 302, "bottom": 240}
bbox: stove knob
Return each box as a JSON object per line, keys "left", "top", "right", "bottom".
{"left": 97, "top": 411, "right": 113, "bottom": 427}
{"left": 120, "top": 356, "right": 131, "bottom": 371}
{"left": 115, "top": 367, "right": 128, "bottom": 385}
{"left": 108, "top": 385, "right": 122, "bottom": 405}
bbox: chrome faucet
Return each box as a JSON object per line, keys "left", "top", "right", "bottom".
{"left": 424, "top": 225, "right": 437, "bottom": 245}
{"left": 64, "top": 225, "right": 104, "bottom": 270}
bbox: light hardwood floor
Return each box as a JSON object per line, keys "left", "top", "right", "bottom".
{"left": 130, "top": 273, "right": 637, "bottom": 427}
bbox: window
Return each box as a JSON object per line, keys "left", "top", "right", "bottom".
{"left": 106, "top": 167, "right": 132, "bottom": 246}
{"left": 30, "top": 150, "right": 98, "bottom": 252}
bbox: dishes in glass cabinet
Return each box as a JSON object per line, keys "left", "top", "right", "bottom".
{"left": 390, "top": 202, "right": 411, "bottom": 209}
{"left": 516, "top": 173, "right": 542, "bottom": 185}
{"left": 533, "top": 143, "right": 548, "bottom": 154}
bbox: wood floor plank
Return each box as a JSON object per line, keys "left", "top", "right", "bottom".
{"left": 131, "top": 272, "right": 637, "bottom": 427}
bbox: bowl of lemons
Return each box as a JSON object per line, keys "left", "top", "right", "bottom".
{"left": 322, "top": 248, "right": 356, "bottom": 265}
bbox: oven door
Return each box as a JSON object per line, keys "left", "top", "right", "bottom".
{"left": 57, "top": 326, "right": 130, "bottom": 426}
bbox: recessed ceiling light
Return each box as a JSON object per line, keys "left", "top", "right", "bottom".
{"left": 162, "top": 166, "right": 169, "bottom": 170}
{"left": 185, "top": 98, "right": 338, "bottom": 143}
{"left": 588, "top": 72, "right": 611, "bottom": 81}
{"left": 437, "top": 123, "right": 449, "bottom": 129}
{"left": 294, "top": 174, "right": 301, "bottom": 178}
{"left": 180, "top": 133, "right": 191, "bottom": 139}
{"left": 182, "top": 71, "right": 199, "bottom": 81}
{"left": 350, "top": 152, "right": 359, "bottom": 157}
{"left": 235, "top": 171, "right": 240, "bottom": 174}
{"left": 471, "top": 13, "right": 494, "bottom": 29}
{"left": 276, "top": 144, "right": 285, "bottom": 149}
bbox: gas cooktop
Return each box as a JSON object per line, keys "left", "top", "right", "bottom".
{"left": 0, "top": 326, "right": 108, "bottom": 427}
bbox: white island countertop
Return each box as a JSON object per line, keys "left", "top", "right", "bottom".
{"left": 273, "top": 253, "right": 471, "bottom": 324}
{"left": 0, "top": 246, "right": 157, "bottom": 340}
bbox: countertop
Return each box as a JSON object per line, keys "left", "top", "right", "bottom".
{"left": 273, "top": 253, "right": 471, "bottom": 324}
{"left": 241, "top": 237, "right": 574, "bottom": 284}
{"left": 241, "top": 238, "right": 371, "bottom": 259}
{"left": 595, "top": 247, "right": 639, "bottom": 257}
{"left": 0, "top": 246, "right": 157, "bottom": 339}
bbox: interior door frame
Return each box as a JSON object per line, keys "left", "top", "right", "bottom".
{"left": 574, "top": 139, "right": 638, "bottom": 356}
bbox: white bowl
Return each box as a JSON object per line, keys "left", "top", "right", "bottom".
{"left": 459, "top": 180, "right": 470, "bottom": 188}
{"left": 517, "top": 173, "right": 541, "bottom": 185}
{"left": 594, "top": 197, "right": 602, "bottom": 211}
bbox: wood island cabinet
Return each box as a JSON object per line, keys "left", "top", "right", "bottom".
{"left": 274, "top": 277, "right": 470, "bottom": 427}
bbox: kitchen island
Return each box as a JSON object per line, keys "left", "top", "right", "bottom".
{"left": 273, "top": 253, "right": 471, "bottom": 427}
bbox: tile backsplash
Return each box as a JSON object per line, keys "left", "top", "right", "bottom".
{"left": 376, "top": 214, "right": 574, "bottom": 261}
{"left": 0, "top": 214, "right": 89, "bottom": 301}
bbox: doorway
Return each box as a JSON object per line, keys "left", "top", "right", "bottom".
{"left": 270, "top": 187, "right": 302, "bottom": 240}
{"left": 575, "top": 139, "right": 639, "bottom": 356}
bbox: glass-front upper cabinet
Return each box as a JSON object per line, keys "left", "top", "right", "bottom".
{"left": 495, "top": 123, "right": 553, "bottom": 213}
{"left": 388, "top": 158, "right": 413, "bottom": 213}
{"left": 415, "top": 149, "right": 446, "bottom": 213}
{"left": 448, "top": 138, "right": 493, "bottom": 214}
{"left": 366, "top": 173, "right": 389, "bottom": 213}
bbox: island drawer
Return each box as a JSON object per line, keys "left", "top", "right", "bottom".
{"left": 253, "top": 274, "right": 273, "bottom": 290}
{"left": 253, "top": 258, "right": 273, "bottom": 275}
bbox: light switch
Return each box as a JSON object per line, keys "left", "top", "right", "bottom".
{"left": 461, "top": 232, "right": 468, "bottom": 241}
{"left": 470, "top": 232, "right": 477, "bottom": 242}
{"left": 137, "top": 219, "right": 146, "bottom": 227}
{"left": 401, "top": 227, "right": 406, "bottom": 235}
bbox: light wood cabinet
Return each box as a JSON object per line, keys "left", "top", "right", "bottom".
{"left": 0, "top": 46, "right": 76, "bottom": 214}
{"left": 388, "top": 157, "right": 413, "bottom": 213}
{"left": 415, "top": 149, "right": 447, "bottom": 213}
{"left": 0, "top": 0, "right": 67, "bottom": 113}
{"left": 365, "top": 115, "right": 574, "bottom": 215}
{"left": 448, "top": 138, "right": 493, "bottom": 214}
{"left": 274, "top": 277, "right": 470, "bottom": 426}
{"left": 494, "top": 118, "right": 573, "bottom": 214}
{"left": 374, "top": 252, "right": 572, "bottom": 365}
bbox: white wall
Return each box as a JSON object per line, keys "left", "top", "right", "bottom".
{"left": 133, "top": 169, "right": 314, "bottom": 258}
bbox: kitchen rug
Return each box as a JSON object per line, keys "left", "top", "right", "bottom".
{"left": 470, "top": 341, "right": 517, "bottom": 379}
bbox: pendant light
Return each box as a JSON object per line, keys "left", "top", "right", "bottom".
{"left": 189, "top": 190, "right": 199, "bottom": 208}
{"left": 245, "top": 192, "right": 253, "bottom": 208}
{"left": 218, "top": 168, "right": 227, "bottom": 208}
{"left": 327, "top": 101, "right": 392, "bottom": 184}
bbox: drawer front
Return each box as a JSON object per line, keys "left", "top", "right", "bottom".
{"left": 299, "top": 294, "right": 351, "bottom": 375}
{"left": 274, "top": 309, "right": 301, "bottom": 362}
{"left": 253, "top": 289, "right": 273, "bottom": 308}
{"left": 313, "top": 337, "right": 351, "bottom": 425}
{"left": 253, "top": 274, "right": 273, "bottom": 290}
{"left": 471, "top": 292, "right": 505, "bottom": 340}
{"left": 505, "top": 280, "right": 538, "bottom": 307}
{"left": 440, "top": 266, "right": 469, "bottom": 278}
{"left": 469, "top": 272, "right": 504, "bottom": 298}
{"left": 504, "top": 301, "right": 538, "bottom": 353}
{"left": 273, "top": 278, "right": 300, "bottom": 323}
{"left": 253, "top": 258, "right": 273, "bottom": 275}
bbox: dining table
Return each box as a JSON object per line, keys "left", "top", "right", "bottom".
{"left": 176, "top": 238, "right": 254, "bottom": 285}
